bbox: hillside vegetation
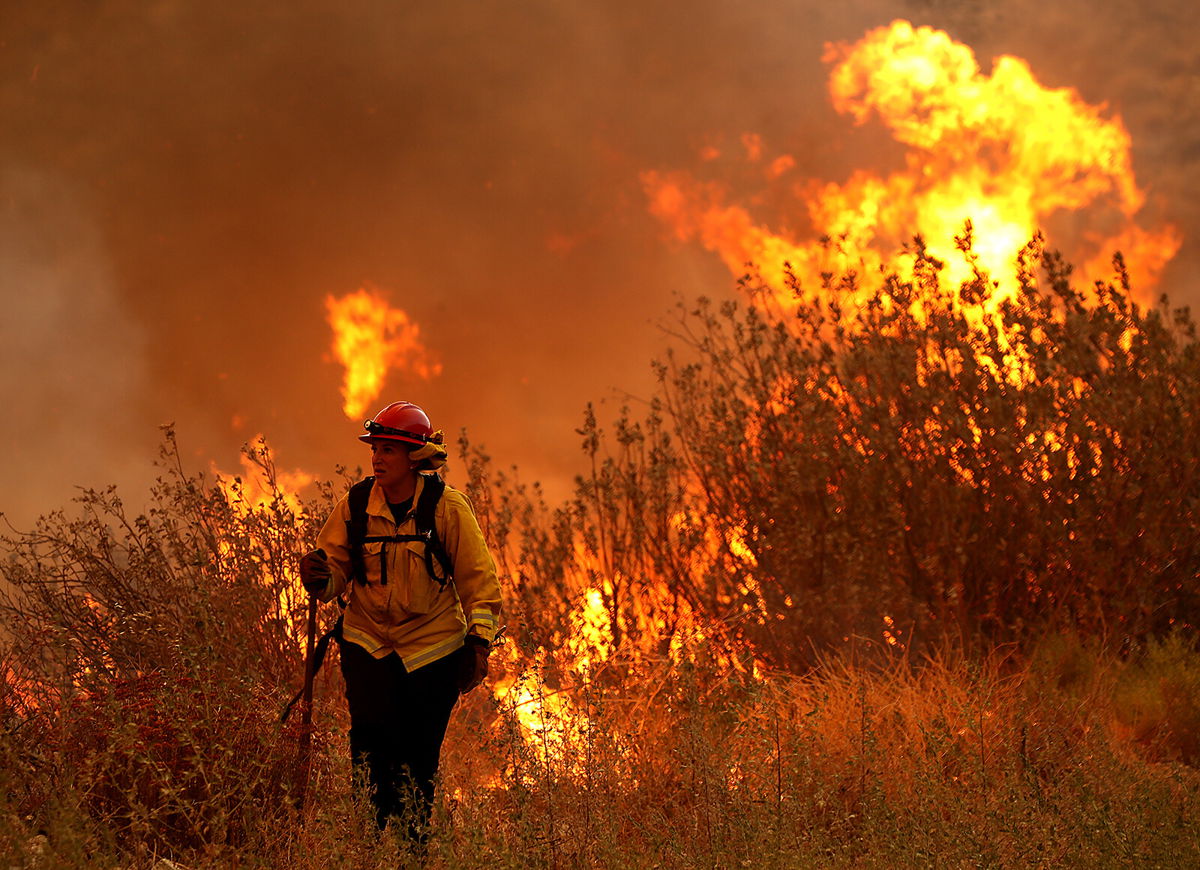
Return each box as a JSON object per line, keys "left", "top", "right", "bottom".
{"left": 2, "top": 237, "right": 1198, "bottom": 868}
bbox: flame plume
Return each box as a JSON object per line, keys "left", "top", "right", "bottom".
{"left": 324, "top": 286, "right": 442, "bottom": 420}
{"left": 644, "top": 20, "right": 1180, "bottom": 304}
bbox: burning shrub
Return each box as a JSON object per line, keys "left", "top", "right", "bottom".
{"left": 504, "top": 233, "right": 1199, "bottom": 670}
{"left": 1, "top": 233, "right": 1197, "bottom": 867}
{"left": 0, "top": 430, "right": 334, "bottom": 861}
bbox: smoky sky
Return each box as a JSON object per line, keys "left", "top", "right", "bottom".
{"left": 2, "top": 0, "right": 1197, "bottom": 526}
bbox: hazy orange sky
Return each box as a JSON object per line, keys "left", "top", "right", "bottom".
{"left": 2, "top": 0, "right": 1196, "bottom": 525}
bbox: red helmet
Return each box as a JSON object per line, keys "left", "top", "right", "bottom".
{"left": 359, "top": 401, "right": 434, "bottom": 445}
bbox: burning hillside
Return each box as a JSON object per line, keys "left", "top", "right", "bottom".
{"left": 2, "top": 9, "right": 1199, "bottom": 867}
{"left": 3, "top": 4, "right": 1197, "bottom": 529}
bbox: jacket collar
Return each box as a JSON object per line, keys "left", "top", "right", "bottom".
{"left": 365, "top": 473, "right": 429, "bottom": 521}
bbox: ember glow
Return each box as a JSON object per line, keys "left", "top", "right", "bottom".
{"left": 644, "top": 20, "right": 1181, "bottom": 305}
{"left": 324, "top": 286, "right": 442, "bottom": 421}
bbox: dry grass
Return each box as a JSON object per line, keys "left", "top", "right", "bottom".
{"left": 429, "top": 638, "right": 1200, "bottom": 869}
{"left": 5, "top": 605, "right": 1198, "bottom": 868}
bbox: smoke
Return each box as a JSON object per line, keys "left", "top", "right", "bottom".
{"left": 0, "top": 165, "right": 154, "bottom": 525}
{"left": 1, "top": 0, "right": 1196, "bottom": 522}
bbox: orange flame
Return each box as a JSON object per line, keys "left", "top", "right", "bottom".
{"left": 2, "top": 663, "right": 49, "bottom": 716}
{"left": 212, "top": 434, "right": 314, "bottom": 515}
{"left": 324, "top": 286, "right": 442, "bottom": 420}
{"left": 644, "top": 20, "right": 1180, "bottom": 305}
{"left": 211, "top": 436, "right": 315, "bottom": 634}
{"left": 491, "top": 648, "right": 591, "bottom": 779}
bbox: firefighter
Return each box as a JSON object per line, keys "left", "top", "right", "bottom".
{"left": 297, "top": 401, "right": 501, "bottom": 838}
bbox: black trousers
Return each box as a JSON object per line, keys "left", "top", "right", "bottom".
{"left": 338, "top": 640, "right": 461, "bottom": 834}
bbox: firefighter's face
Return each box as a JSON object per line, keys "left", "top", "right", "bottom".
{"left": 369, "top": 440, "right": 415, "bottom": 486}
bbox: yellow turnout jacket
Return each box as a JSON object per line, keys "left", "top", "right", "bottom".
{"left": 315, "top": 474, "right": 502, "bottom": 670}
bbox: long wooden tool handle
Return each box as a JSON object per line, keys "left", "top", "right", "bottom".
{"left": 296, "top": 592, "right": 319, "bottom": 809}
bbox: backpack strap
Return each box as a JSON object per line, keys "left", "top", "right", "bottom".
{"left": 345, "top": 473, "right": 453, "bottom": 589}
{"left": 415, "top": 474, "right": 453, "bottom": 589}
{"left": 284, "top": 476, "right": 454, "bottom": 722}
{"left": 346, "top": 477, "right": 375, "bottom": 586}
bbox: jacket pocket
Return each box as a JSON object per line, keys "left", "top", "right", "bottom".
{"left": 403, "top": 540, "right": 437, "bottom": 614}
{"left": 357, "top": 542, "right": 392, "bottom": 620}
{"left": 360, "top": 542, "right": 384, "bottom": 584}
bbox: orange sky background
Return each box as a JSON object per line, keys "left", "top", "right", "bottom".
{"left": 2, "top": 0, "right": 1197, "bottom": 526}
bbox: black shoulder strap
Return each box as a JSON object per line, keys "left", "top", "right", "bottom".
{"left": 347, "top": 477, "right": 375, "bottom": 585}
{"left": 344, "top": 473, "right": 453, "bottom": 589}
{"left": 414, "top": 472, "right": 444, "bottom": 533}
{"left": 416, "top": 474, "right": 453, "bottom": 589}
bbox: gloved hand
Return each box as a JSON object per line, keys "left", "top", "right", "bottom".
{"left": 457, "top": 635, "right": 490, "bottom": 694}
{"left": 298, "top": 548, "right": 331, "bottom": 596}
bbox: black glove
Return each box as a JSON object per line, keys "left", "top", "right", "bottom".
{"left": 457, "top": 635, "right": 490, "bottom": 694}
{"left": 298, "top": 548, "right": 331, "bottom": 596}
